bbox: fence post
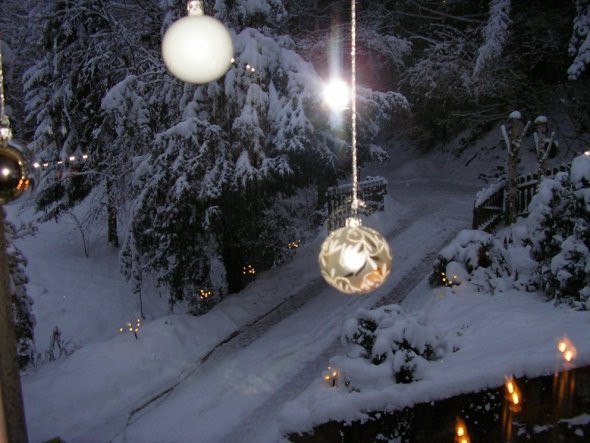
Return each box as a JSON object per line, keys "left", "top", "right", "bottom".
{"left": 533, "top": 115, "right": 556, "bottom": 190}
{"left": 501, "top": 111, "right": 530, "bottom": 225}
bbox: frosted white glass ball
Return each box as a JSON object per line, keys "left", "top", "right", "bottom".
{"left": 319, "top": 224, "right": 392, "bottom": 294}
{"left": 162, "top": 12, "right": 233, "bottom": 84}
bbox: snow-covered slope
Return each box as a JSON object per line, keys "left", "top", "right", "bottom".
{"left": 9, "top": 144, "right": 589, "bottom": 442}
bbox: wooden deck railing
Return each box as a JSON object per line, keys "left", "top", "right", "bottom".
{"left": 472, "top": 164, "right": 569, "bottom": 232}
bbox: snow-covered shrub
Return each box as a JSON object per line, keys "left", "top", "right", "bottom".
{"left": 429, "top": 229, "right": 512, "bottom": 292}
{"left": 526, "top": 172, "right": 576, "bottom": 264}
{"left": 526, "top": 154, "right": 590, "bottom": 308}
{"left": 338, "top": 305, "right": 449, "bottom": 387}
{"left": 5, "top": 214, "right": 36, "bottom": 369}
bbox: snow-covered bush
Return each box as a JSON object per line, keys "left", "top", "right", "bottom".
{"left": 335, "top": 305, "right": 449, "bottom": 389}
{"left": 526, "top": 154, "right": 590, "bottom": 309}
{"left": 429, "top": 229, "right": 513, "bottom": 292}
{"left": 5, "top": 213, "right": 36, "bottom": 369}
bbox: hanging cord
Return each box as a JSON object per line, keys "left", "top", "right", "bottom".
{"left": 350, "top": 0, "right": 359, "bottom": 218}
{"left": 0, "top": 47, "right": 12, "bottom": 141}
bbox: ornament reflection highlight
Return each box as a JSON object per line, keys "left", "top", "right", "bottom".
{"left": 0, "top": 139, "right": 36, "bottom": 205}
{"left": 318, "top": 220, "right": 392, "bottom": 294}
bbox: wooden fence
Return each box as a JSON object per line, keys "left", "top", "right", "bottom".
{"left": 326, "top": 176, "right": 387, "bottom": 232}
{"left": 472, "top": 164, "right": 570, "bottom": 232}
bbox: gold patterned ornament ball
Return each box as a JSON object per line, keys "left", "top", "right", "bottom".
{"left": 318, "top": 223, "right": 392, "bottom": 294}
{"left": 0, "top": 138, "right": 36, "bottom": 205}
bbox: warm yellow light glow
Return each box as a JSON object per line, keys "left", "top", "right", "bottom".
{"left": 69, "top": 155, "right": 76, "bottom": 161}
{"left": 455, "top": 418, "right": 470, "bottom": 443}
{"left": 507, "top": 382, "right": 514, "bottom": 394}
{"left": 512, "top": 392, "right": 519, "bottom": 405}
{"left": 557, "top": 336, "right": 577, "bottom": 363}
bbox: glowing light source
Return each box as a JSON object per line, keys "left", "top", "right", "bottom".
{"left": 557, "top": 336, "right": 577, "bottom": 363}
{"left": 455, "top": 418, "right": 470, "bottom": 443}
{"left": 323, "top": 366, "right": 339, "bottom": 387}
{"left": 119, "top": 318, "right": 142, "bottom": 339}
{"left": 323, "top": 79, "right": 350, "bottom": 111}
{"left": 199, "top": 289, "right": 212, "bottom": 300}
{"left": 504, "top": 376, "right": 522, "bottom": 412}
{"left": 288, "top": 240, "right": 301, "bottom": 250}
{"left": 161, "top": 0, "right": 234, "bottom": 84}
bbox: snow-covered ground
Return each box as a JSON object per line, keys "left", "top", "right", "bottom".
{"left": 8, "top": 144, "right": 590, "bottom": 442}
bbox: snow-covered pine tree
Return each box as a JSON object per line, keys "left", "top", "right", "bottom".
{"left": 473, "top": 0, "right": 511, "bottom": 78}
{"left": 568, "top": 0, "right": 590, "bottom": 80}
{"left": 3, "top": 210, "right": 36, "bottom": 369}
{"left": 23, "top": 0, "right": 151, "bottom": 246}
{"left": 121, "top": 0, "right": 406, "bottom": 312}
{"left": 527, "top": 154, "right": 590, "bottom": 309}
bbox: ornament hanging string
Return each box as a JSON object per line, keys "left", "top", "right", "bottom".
{"left": 350, "top": 0, "right": 359, "bottom": 217}
{"left": 0, "top": 47, "right": 11, "bottom": 137}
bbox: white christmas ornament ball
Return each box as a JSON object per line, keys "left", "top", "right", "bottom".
{"left": 162, "top": 8, "right": 233, "bottom": 84}
{"left": 319, "top": 223, "right": 392, "bottom": 295}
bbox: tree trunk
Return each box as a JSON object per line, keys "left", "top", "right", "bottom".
{"left": 106, "top": 180, "right": 119, "bottom": 248}
{"left": 0, "top": 209, "right": 29, "bottom": 443}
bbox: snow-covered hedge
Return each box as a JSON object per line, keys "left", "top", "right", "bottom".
{"left": 329, "top": 304, "right": 451, "bottom": 391}
{"left": 429, "top": 229, "right": 513, "bottom": 293}
{"left": 526, "top": 154, "right": 590, "bottom": 309}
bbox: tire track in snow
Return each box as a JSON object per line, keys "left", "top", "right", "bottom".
{"left": 219, "top": 214, "right": 470, "bottom": 443}
{"left": 118, "top": 211, "right": 422, "bottom": 433}
{"left": 119, "top": 199, "right": 472, "bottom": 442}
{"left": 100, "top": 180, "right": 476, "bottom": 443}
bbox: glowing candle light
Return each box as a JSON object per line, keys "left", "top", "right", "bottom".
{"left": 455, "top": 418, "right": 471, "bottom": 443}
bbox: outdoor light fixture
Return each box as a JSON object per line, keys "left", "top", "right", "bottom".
{"left": 162, "top": 0, "right": 234, "bottom": 84}
{"left": 318, "top": 0, "right": 392, "bottom": 295}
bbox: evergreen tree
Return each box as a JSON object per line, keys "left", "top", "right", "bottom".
{"left": 526, "top": 155, "right": 590, "bottom": 309}
{"left": 4, "top": 211, "right": 36, "bottom": 369}
{"left": 568, "top": 0, "right": 590, "bottom": 80}
{"left": 121, "top": 0, "right": 406, "bottom": 312}
{"left": 23, "top": 0, "right": 151, "bottom": 246}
